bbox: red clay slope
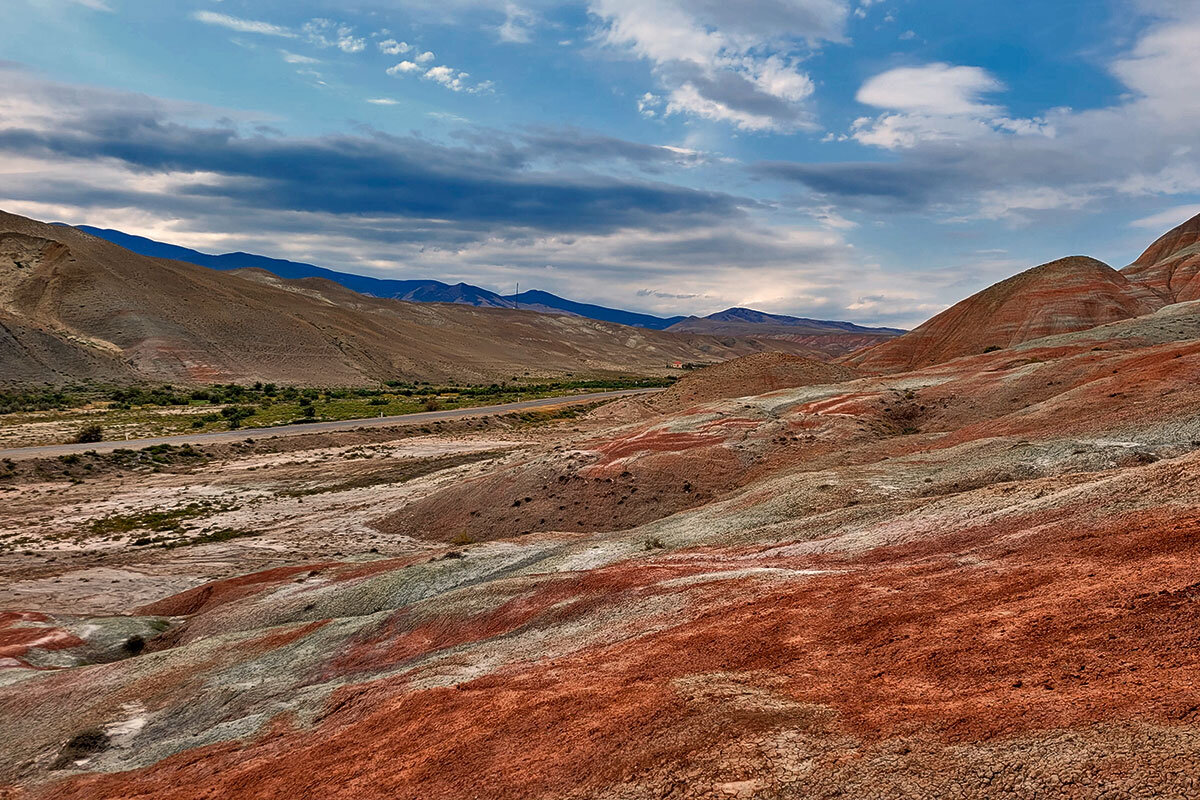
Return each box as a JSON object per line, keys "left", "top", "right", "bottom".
{"left": 1122, "top": 211, "right": 1200, "bottom": 302}
{"left": 843, "top": 255, "right": 1164, "bottom": 373}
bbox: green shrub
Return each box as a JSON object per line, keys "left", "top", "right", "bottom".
{"left": 75, "top": 424, "right": 104, "bottom": 444}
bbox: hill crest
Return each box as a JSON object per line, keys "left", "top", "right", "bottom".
{"left": 844, "top": 255, "right": 1165, "bottom": 373}
{"left": 1122, "top": 211, "right": 1200, "bottom": 302}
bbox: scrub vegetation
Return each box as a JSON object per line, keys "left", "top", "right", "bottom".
{"left": 0, "top": 377, "right": 670, "bottom": 445}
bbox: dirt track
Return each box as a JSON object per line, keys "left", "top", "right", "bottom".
{"left": 0, "top": 388, "right": 658, "bottom": 460}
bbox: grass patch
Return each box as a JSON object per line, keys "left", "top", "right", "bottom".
{"left": 131, "top": 527, "right": 258, "bottom": 549}
{"left": 0, "top": 377, "right": 670, "bottom": 445}
{"left": 91, "top": 500, "right": 233, "bottom": 535}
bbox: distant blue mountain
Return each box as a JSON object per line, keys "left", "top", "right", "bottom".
{"left": 67, "top": 225, "right": 695, "bottom": 326}
{"left": 511, "top": 289, "right": 685, "bottom": 330}
{"left": 69, "top": 225, "right": 515, "bottom": 307}
{"left": 65, "top": 224, "right": 897, "bottom": 334}
{"left": 688, "top": 307, "right": 906, "bottom": 335}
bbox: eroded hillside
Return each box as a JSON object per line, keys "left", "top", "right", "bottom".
{"left": 0, "top": 211, "right": 846, "bottom": 386}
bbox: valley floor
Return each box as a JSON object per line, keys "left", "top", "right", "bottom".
{"left": 2, "top": 307, "right": 1200, "bottom": 799}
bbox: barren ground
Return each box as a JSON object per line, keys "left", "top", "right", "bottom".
{"left": 2, "top": 308, "right": 1199, "bottom": 799}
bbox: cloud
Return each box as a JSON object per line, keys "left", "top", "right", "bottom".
{"left": 0, "top": 64, "right": 962, "bottom": 326}
{"left": 589, "top": 0, "right": 848, "bottom": 131}
{"left": 757, "top": 5, "right": 1200, "bottom": 222}
{"left": 191, "top": 11, "right": 296, "bottom": 38}
{"left": 427, "top": 111, "right": 471, "bottom": 123}
{"left": 388, "top": 58, "right": 493, "bottom": 94}
{"left": 366, "top": 98, "right": 400, "bottom": 105}
{"left": 415, "top": 50, "right": 435, "bottom": 63}
{"left": 281, "top": 51, "right": 321, "bottom": 65}
{"left": 498, "top": 3, "right": 536, "bottom": 43}
{"left": 386, "top": 61, "right": 422, "bottom": 75}
{"left": 516, "top": 127, "right": 713, "bottom": 171}
{"left": 423, "top": 65, "right": 464, "bottom": 88}
{"left": 637, "top": 288, "right": 704, "bottom": 299}
{"left": 1130, "top": 203, "right": 1200, "bottom": 229}
{"left": 303, "top": 19, "right": 366, "bottom": 53}
{"left": 378, "top": 39, "right": 410, "bottom": 55}
{"left": 67, "top": 0, "right": 112, "bottom": 10}
{"left": 0, "top": 64, "right": 743, "bottom": 240}
{"left": 856, "top": 63, "right": 1003, "bottom": 115}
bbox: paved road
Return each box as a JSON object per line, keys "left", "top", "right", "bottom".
{"left": 0, "top": 388, "right": 658, "bottom": 461}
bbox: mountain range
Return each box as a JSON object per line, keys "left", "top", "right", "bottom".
{"left": 9, "top": 211, "right": 1199, "bottom": 388}
{"left": 69, "top": 225, "right": 896, "bottom": 335}
{"left": 3, "top": 212, "right": 870, "bottom": 386}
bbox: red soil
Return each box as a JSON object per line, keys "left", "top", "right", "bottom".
{"left": 1122, "top": 211, "right": 1200, "bottom": 301}
{"left": 138, "top": 563, "right": 338, "bottom": 618}
{"left": 36, "top": 479, "right": 1200, "bottom": 799}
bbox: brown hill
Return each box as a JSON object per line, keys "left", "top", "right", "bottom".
{"left": 1122, "top": 211, "right": 1200, "bottom": 302}
{"left": 665, "top": 309, "right": 899, "bottom": 359}
{"left": 644, "top": 351, "right": 856, "bottom": 414}
{"left": 0, "top": 211, "right": 830, "bottom": 386}
{"left": 843, "top": 255, "right": 1164, "bottom": 373}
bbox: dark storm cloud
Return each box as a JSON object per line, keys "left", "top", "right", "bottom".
{"left": 0, "top": 79, "right": 745, "bottom": 236}
{"left": 514, "top": 127, "right": 707, "bottom": 169}
{"left": 751, "top": 159, "right": 955, "bottom": 209}
{"left": 0, "top": 123, "right": 740, "bottom": 232}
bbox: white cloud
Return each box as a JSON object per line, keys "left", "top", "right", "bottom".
{"left": 428, "top": 111, "right": 471, "bottom": 123}
{"left": 975, "top": 187, "right": 1096, "bottom": 221}
{"left": 366, "top": 98, "right": 400, "bottom": 105}
{"left": 853, "top": 0, "right": 884, "bottom": 18}
{"left": 67, "top": 0, "right": 112, "bottom": 10}
{"left": 378, "top": 39, "right": 411, "bottom": 55}
{"left": 849, "top": 63, "right": 1051, "bottom": 149}
{"left": 1110, "top": 15, "right": 1200, "bottom": 122}
{"left": 423, "top": 65, "right": 460, "bottom": 86}
{"left": 386, "top": 61, "right": 422, "bottom": 75}
{"left": 498, "top": 3, "right": 536, "bottom": 43}
{"left": 637, "top": 92, "right": 661, "bottom": 118}
{"left": 857, "top": 63, "right": 1003, "bottom": 115}
{"left": 423, "top": 66, "right": 494, "bottom": 94}
{"left": 303, "top": 19, "right": 367, "bottom": 53}
{"left": 792, "top": 4, "right": 1200, "bottom": 223}
{"left": 388, "top": 59, "right": 493, "bottom": 94}
{"left": 191, "top": 11, "right": 296, "bottom": 38}
{"left": 281, "top": 51, "right": 321, "bottom": 64}
{"left": 415, "top": 50, "right": 436, "bottom": 63}
{"left": 589, "top": 0, "right": 847, "bottom": 131}
{"left": 1130, "top": 204, "right": 1200, "bottom": 230}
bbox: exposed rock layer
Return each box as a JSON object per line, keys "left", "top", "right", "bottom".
{"left": 845, "top": 255, "right": 1164, "bottom": 372}
{"left": 1122, "top": 211, "right": 1200, "bottom": 302}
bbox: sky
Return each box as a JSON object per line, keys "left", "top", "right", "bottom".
{"left": 1, "top": 0, "right": 1199, "bottom": 327}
